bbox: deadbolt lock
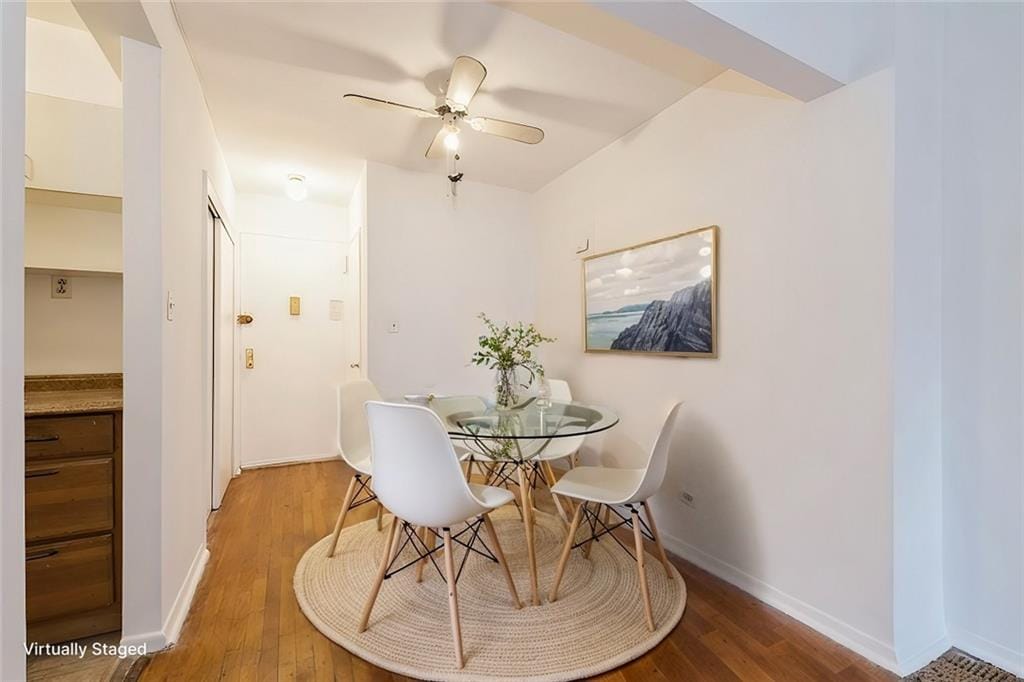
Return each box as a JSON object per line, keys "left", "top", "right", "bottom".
{"left": 237, "top": 313, "right": 254, "bottom": 325}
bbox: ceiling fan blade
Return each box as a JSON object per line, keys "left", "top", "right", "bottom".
{"left": 343, "top": 94, "right": 439, "bottom": 119}
{"left": 425, "top": 125, "right": 448, "bottom": 159}
{"left": 467, "top": 116, "right": 544, "bottom": 144}
{"left": 445, "top": 56, "right": 487, "bottom": 111}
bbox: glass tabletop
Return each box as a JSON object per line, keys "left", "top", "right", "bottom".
{"left": 431, "top": 395, "right": 619, "bottom": 441}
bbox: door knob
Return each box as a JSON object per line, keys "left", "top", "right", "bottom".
{"left": 349, "top": 363, "right": 360, "bottom": 369}
{"left": 237, "top": 313, "right": 253, "bottom": 325}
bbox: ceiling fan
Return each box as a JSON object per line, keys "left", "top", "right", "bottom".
{"left": 344, "top": 56, "right": 545, "bottom": 159}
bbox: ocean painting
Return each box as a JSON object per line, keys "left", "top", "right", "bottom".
{"left": 584, "top": 226, "right": 717, "bottom": 357}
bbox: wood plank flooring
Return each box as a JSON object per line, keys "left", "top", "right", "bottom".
{"left": 141, "top": 461, "right": 896, "bottom": 681}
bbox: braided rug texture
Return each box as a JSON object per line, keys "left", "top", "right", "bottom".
{"left": 906, "top": 650, "right": 1020, "bottom": 682}
{"left": 294, "top": 507, "right": 686, "bottom": 681}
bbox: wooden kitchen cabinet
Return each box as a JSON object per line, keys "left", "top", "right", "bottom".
{"left": 25, "top": 410, "right": 121, "bottom": 645}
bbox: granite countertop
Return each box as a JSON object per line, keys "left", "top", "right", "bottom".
{"left": 25, "top": 374, "right": 123, "bottom": 417}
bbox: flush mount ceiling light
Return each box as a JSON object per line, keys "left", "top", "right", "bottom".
{"left": 343, "top": 55, "right": 545, "bottom": 163}
{"left": 286, "top": 174, "right": 308, "bottom": 201}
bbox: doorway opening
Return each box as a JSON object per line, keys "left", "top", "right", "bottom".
{"left": 206, "top": 195, "right": 238, "bottom": 512}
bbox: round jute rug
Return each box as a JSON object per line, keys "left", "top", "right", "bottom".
{"left": 294, "top": 506, "right": 686, "bottom": 682}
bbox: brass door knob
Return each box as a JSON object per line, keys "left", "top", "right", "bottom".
{"left": 237, "top": 314, "right": 253, "bottom": 325}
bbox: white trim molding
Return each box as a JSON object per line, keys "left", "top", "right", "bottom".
{"left": 240, "top": 453, "right": 340, "bottom": 471}
{"left": 121, "top": 544, "right": 210, "bottom": 653}
{"left": 896, "top": 635, "right": 952, "bottom": 677}
{"left": 950, "top": 627, "right": 1024, "bottom": 678}
{"left": 660, "top": 531, "right": 900, "bottom": 673}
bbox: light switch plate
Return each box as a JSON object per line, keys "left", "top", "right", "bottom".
{"left": 51, "top": 275, "right": 71, "bottom": 299}
{"left": 329, "top": 299, "right": 343, "bottom": 321}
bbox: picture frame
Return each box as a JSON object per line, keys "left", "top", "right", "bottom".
{"left": 582, "top": 225, "right": 718, "bottom": 358}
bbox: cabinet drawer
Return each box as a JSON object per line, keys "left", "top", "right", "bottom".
{"left": 26, "top": 458, "right": 114, "bottom": 542}
{"left": 26, "top": 414, "right": 114, "bottom": 459}
{"left": 26, "top": 535, "right": 114, "bottom": 623}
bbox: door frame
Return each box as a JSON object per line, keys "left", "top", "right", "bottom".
{"left": 202, "top": 174, "right": 240, "bottom": 512}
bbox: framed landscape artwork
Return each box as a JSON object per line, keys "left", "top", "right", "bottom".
{"left": 583, "top": 225, "right": 718, "bottom": 357}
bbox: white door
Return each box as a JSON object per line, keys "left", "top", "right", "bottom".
{"left": 239, "top": 234, "right": 346, "bottom": 467}
{"left": 344, "top": 233, "right": 363, "bottom": 381}
{"left": 212, "top": 210, "right": 235, "bottom": 509}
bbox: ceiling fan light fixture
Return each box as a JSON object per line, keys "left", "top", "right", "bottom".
{"left": 286, "top": 174, "right": 308, "bottom": 201}
{"left": 443, "top": 124, "right": 460, "bottom": 152}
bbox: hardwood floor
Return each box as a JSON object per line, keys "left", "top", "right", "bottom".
{"left": 142, "top": 461, "right": 896, "bottom": 681}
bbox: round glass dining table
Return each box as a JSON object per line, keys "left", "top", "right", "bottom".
{"left": 429, "top": 396, "right": 620, "bottom": 606}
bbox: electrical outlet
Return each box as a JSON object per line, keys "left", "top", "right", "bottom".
{"left": 679, "top": 491, "right": 696, "bottom": 508}
{"left": 387, "top": 321, "right": 399, "bottom": 334}
{"left": 50, "top": 276, "right": 71, "bottom": 299}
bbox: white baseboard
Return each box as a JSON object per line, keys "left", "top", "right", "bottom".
{"left": 240, "top": 453, "right": 340, "bottom": 470}
{"left": 118, "top": 544, "right": 209, "bottom": 654}
{"left": 950, "top": 626, "right": 1024, "bottom": 677}
{"left": 119, "top": 629, "right": 169, "bottom": 652}
{"left": 897, "top": 634, "right": 952, "bottom": 676}
{"left": 163, "top": 544, "right": 210, "bottom": 646}
{"left": 660, "top": 530, "right": 900, "bottom": 673}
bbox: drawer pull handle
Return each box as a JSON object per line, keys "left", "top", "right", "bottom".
{"left": 26, "top": 550, "right": 58, "bottom": 562}
{"left": 25, "top": 469, "right": 59, "bottom": 479}
{"left": 26, "top": 434, "right": 60, "bottom": 443}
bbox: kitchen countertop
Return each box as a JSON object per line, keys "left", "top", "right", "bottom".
{"left": 26, "top": 389, "right": 123, "bottom": 416}
{"left": 24, "top": 373, "right": 123, "bottom": 416}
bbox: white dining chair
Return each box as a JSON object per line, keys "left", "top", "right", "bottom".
{"left": 327, "top": 379, "right": 383, "bottom": 558}
{"left": 429, "top": 395, "right": 489, "bottom": 473}
{"left": 547, "top": 402, "right": 682, "bottom": 632}
{"left": 359, "top": 401, "right": 521, "bottom": 669}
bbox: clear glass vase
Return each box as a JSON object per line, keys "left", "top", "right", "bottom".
{"left": 494, "top": 366, "right": 520, "bottom": 410}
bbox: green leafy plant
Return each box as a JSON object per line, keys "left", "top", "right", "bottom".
{"left": 471, "top": 314, "right": 555, "bottom": 407}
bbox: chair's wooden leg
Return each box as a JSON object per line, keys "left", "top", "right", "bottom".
{"left": 464, "top": 456, "right": 475, "bottom": 483}
{"left": 442, "top": 529, "right": 465, "bottom": 669}
{"left": 548, "top": 501, "right": 584, "bottom": 603}
{"left": 375, "top": 501, "right": 384, "bottom": 531}
{"left": 327, "top": 476, "right": 359, "bottom": 558}
{"left": 631, "top": 507, "right": 656, "bottom": 632}
{"left": 542, "top": 461, "right": 571, "bottom": 528}
{"left": 358, "top": 516, "right": 400, "bottom": 632}
{"left": 416, "top": 527, "right": 435, "bottom": 583}
{"left": 517, "top": 466, "right": 540, "bottom": 606}
{"left": 642, "top": 501, "right": 673, "bottom": 579}
{"left": 482, "top": 513, "right": 521, "bottom": 609}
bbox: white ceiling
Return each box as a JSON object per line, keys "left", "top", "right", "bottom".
{"left": 172, "top": 1, "right": 726, "bottom": 205}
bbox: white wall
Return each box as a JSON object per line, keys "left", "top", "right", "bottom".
{"left": 122, "top": 0, "right": 239, "bottom": 650}
{"left": 891, "top": 3, "right": 947, "bottom": 672}
{"left": 25, "top": 92, "right": 121, "bottom": 196}
{"left": 0, "top": 1, "right": 26, "bottom": 678}
{"left": 26, "top": 17, "right": 121, "bottom": 108}
{"left": 149, "top": 0, "right": 237, "bottom": 642}
{"left": 941, "top": 3, "right": 1024, "bottom": 675}
{"left": 531, "top": 70, "right": 897, "bottom": 667}
{"left": 25, "top": 273, "right": 122, "bottom": 375}
{"left": 120, "top": 34, "right": 164, "bottom": 647}
{"left": 235, "top": 192, "right": 346, "bottom": 242}
{"left": 24, "top": 201, "right": 122, "bottom": 273}
{"left": 364, "top": 161, "right": 538, "bottom": 400}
